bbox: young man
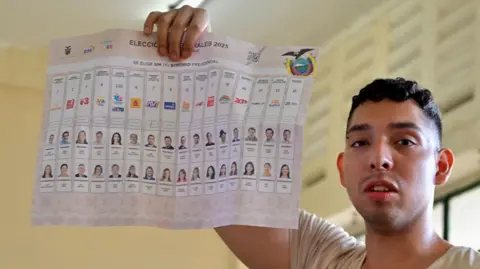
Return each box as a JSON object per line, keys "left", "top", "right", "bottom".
{"left": 143, "top": 6, "right": 480, "bottom": 269}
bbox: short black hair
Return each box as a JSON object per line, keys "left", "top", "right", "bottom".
{"left": 347, "top": 77, "right": 442, "bottom": 145}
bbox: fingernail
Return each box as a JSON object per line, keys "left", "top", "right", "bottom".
{"left": 144, "top": 26, "right": 150, "bottom": 34}
{"left": 159, "top": 47, "right": 167, "bottom": 56}
{"left": 170, "top": 53, "right": 178, "bottom": 61}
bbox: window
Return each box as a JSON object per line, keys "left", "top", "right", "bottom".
{"left": 448, "top": 185, "right": 480, "bottom": 250}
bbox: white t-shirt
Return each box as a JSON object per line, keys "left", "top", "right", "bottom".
{"left": 290, "top": 210, "right": 480, "bottom": 269}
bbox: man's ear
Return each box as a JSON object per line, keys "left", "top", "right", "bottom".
{"left": 337, "top": 152, "right": 346, "bottom": 188}
{"left": 435, "top": 148, "right": 455, "bottom": 186}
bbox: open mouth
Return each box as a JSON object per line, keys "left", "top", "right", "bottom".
{"left": 368, "top": 185, "right": 393, "bottom": 192}
{"left": 364, "top": 179, "right": 398, "bottom": 192}
{"left": 363, "top": 179, "right": 399, "bottom": 200}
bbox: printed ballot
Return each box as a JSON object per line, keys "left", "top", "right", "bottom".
{"left": 32, "top": 29, "right": 319, "bottom": 229}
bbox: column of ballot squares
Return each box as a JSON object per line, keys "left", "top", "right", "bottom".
{"left": 39, "top": 65, "right": 304, "bottom": 197}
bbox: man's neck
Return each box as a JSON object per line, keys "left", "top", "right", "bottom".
{"left": 363, "top": 217, "right": 451, "bottom": 269}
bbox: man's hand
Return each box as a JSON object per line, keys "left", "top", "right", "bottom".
{"left": 143, "top": 5, "right": 210, "bottom": 61}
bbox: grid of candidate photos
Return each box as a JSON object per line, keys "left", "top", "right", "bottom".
{"left": 40, "top": 66, "right": 304, "bottom": 196}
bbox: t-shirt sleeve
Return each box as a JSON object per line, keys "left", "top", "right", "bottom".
{"left": 289, "top": 210, "right": 365, "bottom": 269}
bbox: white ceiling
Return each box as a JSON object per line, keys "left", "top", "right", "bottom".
{"left": 0, "top": 0, "right": 382, "bottom": 47}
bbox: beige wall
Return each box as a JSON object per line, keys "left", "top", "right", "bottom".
{"left": 0, "top": 47, "right": 236, "bottom": 269}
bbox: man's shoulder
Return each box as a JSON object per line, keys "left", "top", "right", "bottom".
{"left": 294, "top": 209, "right": 364, "bottom": 250}
{"left": 294, "top": 209, "right": 356, "bottom": 237}
{"left": 435, "top": 246, "right": 480, "bottom": 268}
{"left": 289, "top": 209, "right": 366, "bottom": 269}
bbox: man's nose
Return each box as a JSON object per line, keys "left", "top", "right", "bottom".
{"left": 369, "top": 139, "right": 393, "bottom": 170}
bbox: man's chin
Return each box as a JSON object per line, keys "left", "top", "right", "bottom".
{"left": 359, "top": 207, "right": 407, "bottom": 231}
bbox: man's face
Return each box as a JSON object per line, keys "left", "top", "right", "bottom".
{"left": 131, "top": 134, "right": 138, "bottom": 144}
{"left": 148, "top": 135, "right": 154, "bottom": 145}
{"left": 165, "top": 137, "right": 171, "bottom": 146}
{"left": 283, "top": 130, "right": 290, "bottom": 141}
{"left": 181, "top": 136, "right": 186, "bottom": 145}
{"left": 233, "top": 129, "right": 239, "bottom": 138}
{"left": 337, "top": 100, "right": 453, "bottom": 231}
{"left": 194, "top": 135, "right": 199, "bottom": 144}
{"left": 266, "top": 130, "right": 273, "bottom": 139}
{"left": 78, "top": 165, "right": 85, "bottom": 174}
{"left": 112, "top": 165, "right": 119, "bottom": 174}
{"left": 62, "top": 133, "right": 69, "bottom": 141}
{"left": 96, "top": 133, "right": 103, "bottom": 142}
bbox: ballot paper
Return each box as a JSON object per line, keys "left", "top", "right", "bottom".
{"left": 31, "top": 29, "right": 319, "bottom": 229}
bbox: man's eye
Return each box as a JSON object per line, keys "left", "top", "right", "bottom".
{"left": 397, "top": 139, "right": 415, "bottom": 146}
{"left": 350, "top": 140, "right": 368, "bottom": 148}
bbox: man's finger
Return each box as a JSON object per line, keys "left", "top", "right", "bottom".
{"left": 168, "top": 5, "right": 195, "bottom": 61}
{"left": 181, "top": 9, "right": 208, "bottom": 59}
{"left": 155, "top": 10, "right": 177, "bottom": 56}
{"left": 143, "top": 11, "right": 160, "bottom": 35}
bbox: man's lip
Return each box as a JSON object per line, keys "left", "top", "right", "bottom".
{"left": 363, "top": 178, "right": 399, "bottom": 192}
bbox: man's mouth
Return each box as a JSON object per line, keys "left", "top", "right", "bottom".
{"left": 363, "top": 179, "right": 399, "bottom": 193}
{"left": 369, "top": 185, "right": 392, "bottom": 192}
{"left": 362, "top": 177, "right": 400, "bottom": 200}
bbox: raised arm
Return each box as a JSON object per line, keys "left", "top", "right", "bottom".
{"left": 214, "top": 211, "right": 362, "bottom": 269}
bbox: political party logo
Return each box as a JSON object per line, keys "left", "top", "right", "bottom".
{"left": 84, "top": 45, "right": 95, "bottom": 54}
{"left": 234, "top": 98, "right": 248, "bottom": 104}
{"left": 219, "top": 95, "right": 231, "bottom": 104}
{"left": 80, "top": 97, "right": 89, "bottom": 105}
{"left": 103, "top": 40, "right": 113, "bottom": 50}
{"left": 65, "top": 99, "right": 75, "bottom": 109}
{"left": 281, "top": 48, "right": 316, "bottom": 76}
{"left": 164, "top": 101, "right": 176, "bottom": 110}
{"left": 195, "top": 101, "right": 204, "bottom": 107}
{"left": 112, "top": 94, "right": 125, "bottom": 112}
{"left": 182, "top": 101, "right": 190, "bottom": 112}
{"left": 146, "top": 101, "right": 160, "bottom": 108}
{"left": 112, "top": 93, "right": 124, "bottom": 105}
{"left": 285, "top": 101, "right": 299, "bottom": 106}
{"left": 64, "top": 46, "right": 71, "bottom": 55}
{"left": 130, "top": 98, "right": 142, "bottom": 108}
{"left": 269, "top": 100, "right": 280, "bottom": 107}
{"left": 207, "top": 96, "right": 215, "bottom": 107}
{"left": 251, "top": 101, "right": 265, "bottom": 106}
{"left": 96, "top": 97, "right": 106, "bottom": 106}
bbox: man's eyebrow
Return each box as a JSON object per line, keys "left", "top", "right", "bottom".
{"left": 346, "top": 123, "right": 371, "bottom": 136}
{"left": 346, "top": 122, "right": 421, "bottom": 137}
{"left": 387, "top": 121, "right": 421, "bottom": 131}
